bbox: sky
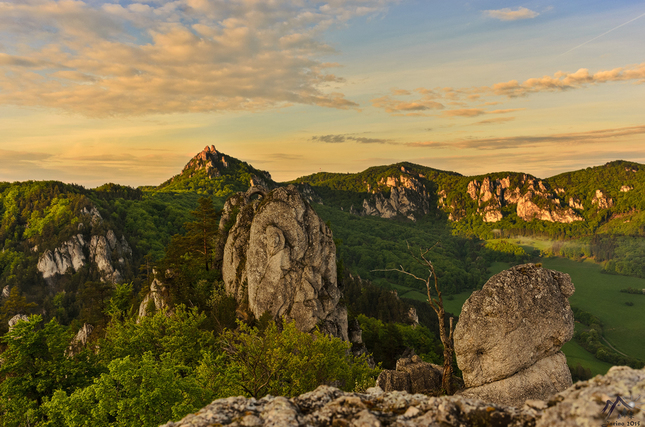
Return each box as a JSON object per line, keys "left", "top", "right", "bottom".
{"left": 1, "top": 0, "right": 644, "bottom": 187}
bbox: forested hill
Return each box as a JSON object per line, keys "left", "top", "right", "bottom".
{"left": 155, "top": 145, "right": 275, "bottom": 196}
{"left": 293, "top": 159, "right": 645, "bottom": 238}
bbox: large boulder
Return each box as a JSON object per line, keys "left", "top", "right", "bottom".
{"left": 219, "top": 185, "right": 348, "bottom": 341}
{"left": 454, "top": 263, "right": 575, "bottom": 388}
{"left": 458, "top": 352, "right": 572, "bottom": 407}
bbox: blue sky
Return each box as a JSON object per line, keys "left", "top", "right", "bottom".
{"left": 1, "top": 0, "right": 644, "bottom": 186}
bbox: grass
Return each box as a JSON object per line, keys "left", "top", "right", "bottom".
{"left": 540, "top": 257, "right": 645, "bottom": 362}
{"left": 561, "top": 340, "right": 613, "bottom": 377}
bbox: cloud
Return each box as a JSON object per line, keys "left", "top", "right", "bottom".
{"left": 372, "top": 62, "right": 645, "bottom": 115}
{"left": 311, "top": 134, "right": 394, "bottom": 144}
{"left": 442, "top": 108, "right": 523, "bottom": 118}
{"left": 405, "top": 125, "right": 645, "bottom": 150}
{"left": 0, "top": 1, "right": 398, "bottom": 116}
{"left": 484, "top": 7, "right": 539, "bottom": 21}
{"left": 472, "top": 117, "right": 516, "bottom": 125}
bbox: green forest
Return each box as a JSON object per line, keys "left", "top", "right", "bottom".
{"left": 2, "top": 151, "right": 645, "bottom": 426}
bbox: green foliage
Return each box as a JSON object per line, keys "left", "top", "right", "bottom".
{"left": 0, "top": 316, "right": 98, "bottom": 427}
{"left": 357, "top": 314, "right": 441, "bottom": 369}
{"left": 568, "top": 362, "right": 593, "bottom": 382}
{"left": 99, "top": 306, "right": 216, "bottom": 368}
{"left": 312, "top": 204, "right": 488, "bottom": 296}
{"left": 43, "top": 352, "right": 212, "bottom": 427}
{"left": 218, "top": 319, "right": 379, "bottom": 398}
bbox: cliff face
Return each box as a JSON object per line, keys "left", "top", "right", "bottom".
{"left": 461, "top": 174, "right": 584, "bottom": 224}
{"left": 360, "top": 172, "right": 432, "bottom": 221}
{"left": 295, "top": 160, "right": 644, "bottom": 229}
{"left": 36, "top": 207, "right": 132, "bottom": 284}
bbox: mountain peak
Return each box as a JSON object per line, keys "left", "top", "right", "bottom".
{"left": 182, "top": 145, "right": 231, "bottom": 177}
{"left": 156, "top": 146, "right": 273, "bottom": 195}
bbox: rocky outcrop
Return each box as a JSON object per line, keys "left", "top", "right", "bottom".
{"left": 592, "top": 189, "right": 614, "bottom": 209}
{"left": 459, "top": 352, "right": 572, "bottom": 407}
{"left": 137, "top": 276, "right": 170, "bottom": 320}
{"left": 37, "top": 235, "right": 86, "bottom": 282}
{"left": 219, "top": 185, "right": 348, "bottom": 341}
{"left": 465, "top": 175, "right": 583, "bottom": 223}
{"left": 454, "top": 264, "right": 575, "bottom": 407}
{"left": 37, "top": 230, "right": 131, "bottom": 284}
{"left": 8, "top": 314, "right": 29, "bottom": 331}
{"left": 376, "top": 354, "right": 443, "bottom": 395}
{"left": 66, "top": 323, "right": 94, "bottom": 356}
{"left": 161, "top": 366, "right": 645, "bottom": 427}
{"left": 361, "top": 174, "right": 431, "bottom": 221}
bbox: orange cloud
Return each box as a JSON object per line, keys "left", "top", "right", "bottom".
{"left": 0, "top": 0, "right": 401, "bottom": 116}
{"left": 405, "top": 125, "right": 645, "bottom": 150}
{"left": 484, "top": 7, "right": 539, "bottom": 21}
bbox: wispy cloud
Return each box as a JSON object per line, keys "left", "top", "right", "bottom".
{"left": 372, "top": 62, "right": 645, "bottom": 116}
{"left": 311, "top": 134, "right": 394, "bottom": 144}
{"left": 405, "top": 125, "right": 645, "bottom": 150}
{"left": 0, "top": 1, "right": 399, "bottom": 116}
{"left": 484, "top": 7, "right": 539, "bottom": 21}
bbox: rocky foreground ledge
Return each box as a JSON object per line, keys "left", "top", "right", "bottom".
{"left": 162, "top": 365, "right": 644, "bottom": 427}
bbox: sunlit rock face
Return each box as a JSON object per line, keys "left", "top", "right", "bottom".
{"left": 219, "top": 185, "right": 348, "bottom": 341}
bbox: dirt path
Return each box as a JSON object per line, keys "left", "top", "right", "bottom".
{"left": 601, "top": 335, "right": 630, "bottom": 358}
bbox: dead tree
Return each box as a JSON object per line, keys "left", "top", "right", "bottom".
{"left": 374, "top": 242, "right": 455, "bottom": 394}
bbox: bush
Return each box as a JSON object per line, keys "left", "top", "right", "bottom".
{"left": 217, "top": 319, "right": 379, "bottom": 398}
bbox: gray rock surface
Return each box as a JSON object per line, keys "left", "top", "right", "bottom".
{"left": 161, "top": 366, "right": 645, "bottom": 426}
{"left": 37, "top": 230, "right": 131, "bottom": 284}
{"left": 376, "top": 355, "right": 443, "bottom": 395}
{"left": 37, "top": 234, "right": 86, "bottom": 282}
{"left": 458, "top": 352, "right": 572, "bottom": 407}
{"left": 138, "top": 277, "right": 170, "bottom": 320}
{"left": 361, "top": 174, "right": 431, "bottom": 221}
{"left": 66, "top": 323, "right": 94, "bottom": 356}
{"left": 219, "top": 185, "right": 348, "bottom": 340}
{"left": 160, "top": 384, "right": 539, "bottom": 427}
{"left": 537, "top": 365, "right": 645, "bottom": 426}
{"left": 8, "top": 314, "right": 29, "bottom": 331}
{"left": 454, "top": 263, "right": 575, "bottom": 388}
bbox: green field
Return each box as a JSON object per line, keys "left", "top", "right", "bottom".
{"left": 540, "top": 257, "right": 645, "bottom": 362}
{"left": 561, "top": 340, "right": 613, "bottom": 376}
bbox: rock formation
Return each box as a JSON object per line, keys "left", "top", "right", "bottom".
{"left": 360, "top": 174, "right": 431, "bottom": 221}
{"left": 218, "top": 185, "right": 348, "bottom": 341}
{"left": 66, "top": 323, "right": 94, "bottom": 356}
{"left": 464, "top": 175, "right": 583, "bottom": 224}
{"left": 37, "top": 229, "right": 132, "bottom": 284}
{"left": 159, "top": 365, "right": 645, "bottom": 426}
{"left": 137, "top": 276, "right": 170, "bottom": 320}
{"left": 376, "top": 354, "right": 444, "bottom": 395}
{"left": 454, "top": 263, "right": 575, "bottom": 407}
{"left": 8, "top": 314, "right": 29, "bottom": 331}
